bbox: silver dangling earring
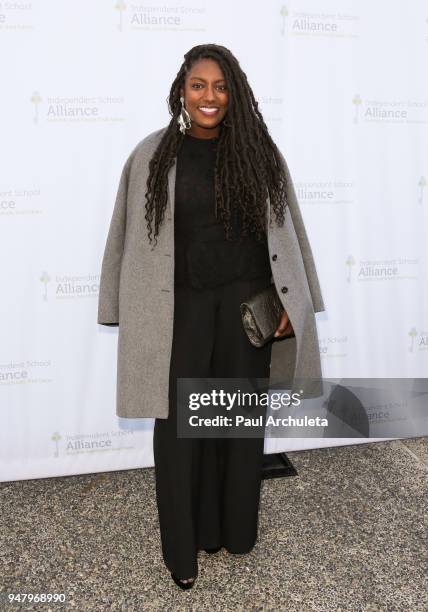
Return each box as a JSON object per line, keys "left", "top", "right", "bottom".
{"left": 177, "top": 96, "right": 192, "bottom": 134}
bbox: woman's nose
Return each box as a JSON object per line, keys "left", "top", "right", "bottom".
{"left": 203, "top": 86, "right": 216, "bottom": 101}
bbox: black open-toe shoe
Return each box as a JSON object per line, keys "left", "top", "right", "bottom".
{"left": 171, "top": 572, "right": 196, "bottom": 590}
{"left": 204, "top": 545, "right": 222, "bottom": 554}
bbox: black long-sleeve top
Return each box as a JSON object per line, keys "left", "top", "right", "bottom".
{"left": 174, "top": 132, "right": 272, "bottom": 290}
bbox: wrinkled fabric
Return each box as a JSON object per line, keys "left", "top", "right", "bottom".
{"left": 97, "top": 126, "right": 326, "bottom": 419}
{"left": 154, "top": 276, "right": 273, "bottom": 578}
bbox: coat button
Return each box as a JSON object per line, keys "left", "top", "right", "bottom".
{"left": 272, "top": 254, "right": 278, "bottom": 261}
{"left": 281, "top": 286, "right": 288, "bottom": 293}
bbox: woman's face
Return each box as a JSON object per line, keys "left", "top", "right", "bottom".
{"left": 180, "top": 58, "right": 229, "bottom": 139}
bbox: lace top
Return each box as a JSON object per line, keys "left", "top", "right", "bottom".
{"left": 174, "top": 132, "right": 272, "bottom": 290}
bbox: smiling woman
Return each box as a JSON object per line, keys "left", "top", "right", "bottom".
{"left": 97, "top": 43, "right": 325, "bottom": 591}
{"left": 183, "top": 65, "right": 229, "bottom": 129}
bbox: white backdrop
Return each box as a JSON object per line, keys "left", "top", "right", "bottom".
{"left": 1, "top": 1, "right": 427, "bottom": 482}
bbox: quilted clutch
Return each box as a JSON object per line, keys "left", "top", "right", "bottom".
{"left": 240, "top": 283, "right": 284, "bottom": 348}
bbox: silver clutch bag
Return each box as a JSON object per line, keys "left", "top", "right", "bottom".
{"left": 240, "top": 284, "right": 284, "bottom": 348}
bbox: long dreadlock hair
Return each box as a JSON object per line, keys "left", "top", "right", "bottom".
{"left": 144, "top": 43, "right": 289, "bottom": 247}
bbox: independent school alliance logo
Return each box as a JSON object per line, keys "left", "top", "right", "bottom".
{"left": 346, "top": 256, "right": 418, "bottom": 283}
{"left": 0, "top": 187, "right": 42, "bottom": 216}
{"left": 295, "top": 179, "right": 355, "bottom": 206}
{"left": 51, "top": 430, "right": 137, "bottom": 457}
{"left": 0, "top": 359, "right": 53, "bottom": 386}
{"left": 114, "top": 1, "right": 206, "bottom": 32}
{"left": 408, "top": 328, "right": 428, "bottom": 352}
{"left": 279, "top": 6, "right": 359, "bottom": 38}
{"left": 115, "top": 0, "right": 126, "bottom": 31}
{"left": 0, "top": 3, "right": 34, "bottom": 31}
{"left": 51, "top": 432, "right": 61, "bottom": 457}
{"left": 280, "top": 5, "right": 288, "bottom": 35}
{"left": 352, "top": 94, "right": 428, "bottom": 124}
{"left": 30, "top": 91, "right": 125, "bottom": 124}
{"left": 258, "top": 96, "right": 283, "bottom": 124}
{"left": 31, "top": 91, "right": 42, "bottom": 124}
{"left": 319, "top": 335, "right": 348, "bottom": 359}
{"left": 40, "top": 272, "right": 100, "bottom": 301}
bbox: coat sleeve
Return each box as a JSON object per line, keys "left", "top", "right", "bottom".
{"left": 97, "top": 153, "right": 133, "bottom": 326}
{"left": 279, "top": 151, "right": 326, "bottom": 313}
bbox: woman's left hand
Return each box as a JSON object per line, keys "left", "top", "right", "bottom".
{"left": 274, "top": 309, "right": 294, "bottom": 338}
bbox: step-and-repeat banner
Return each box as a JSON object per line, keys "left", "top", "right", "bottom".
{"left": 1, "top": 1, "right": 427, "bottom": 482}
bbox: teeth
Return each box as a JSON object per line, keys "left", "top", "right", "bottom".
{"left": 199, "top": 107, "right": 218, "bottom": 112}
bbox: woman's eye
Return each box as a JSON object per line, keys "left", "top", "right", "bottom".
{"left": 191, "top": 83, "right": 227, "bottom": 91}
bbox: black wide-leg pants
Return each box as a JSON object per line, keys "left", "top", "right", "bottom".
{"left": 153, "top": 275, "right": 273, "bottom": 579}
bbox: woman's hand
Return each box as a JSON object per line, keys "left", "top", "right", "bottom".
{"left": 274, "top": 309, "right": 294, "bottom": 338}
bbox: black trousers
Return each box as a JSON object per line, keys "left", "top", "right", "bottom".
{"left": 153, "top": 274, "right": 273, "bottom": 579}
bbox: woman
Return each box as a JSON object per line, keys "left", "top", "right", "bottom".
{"left": 97, "top": 44, "right": 325, "bottom": 589}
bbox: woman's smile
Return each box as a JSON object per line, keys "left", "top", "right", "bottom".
{"left": 198, "top": 106, "right": 220, "bottom": 116}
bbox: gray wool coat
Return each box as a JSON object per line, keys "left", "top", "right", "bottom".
{"left": 97, "top": 126, "right": 326, "bottom": 419}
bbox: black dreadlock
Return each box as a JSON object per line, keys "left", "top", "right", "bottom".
{"left": 144, "top": 43, "right": 289, "bottom": 247}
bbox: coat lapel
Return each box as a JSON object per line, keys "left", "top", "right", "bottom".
{"left": 266, "top": 192, "right": 271, "bottom": 231}
{"left": 167, "top": 158, "right": 177, "bottom": 218}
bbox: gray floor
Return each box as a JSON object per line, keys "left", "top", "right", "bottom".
{"left": 1, "top": 438, "right": 427, "bottom": 611}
